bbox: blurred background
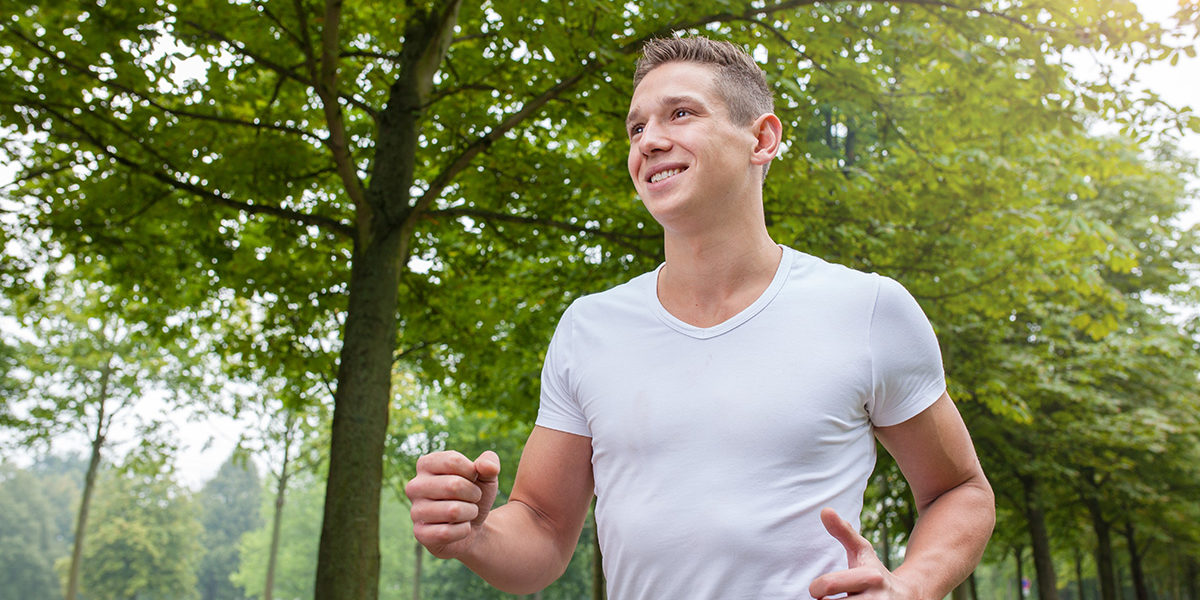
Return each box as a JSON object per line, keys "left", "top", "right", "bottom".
{"left": 1, "top": 1, "right": 1198, "bottom": 599}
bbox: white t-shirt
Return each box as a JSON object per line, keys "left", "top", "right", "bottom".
{"left": 536, "top": 246, "right": 945, "bottom": 600}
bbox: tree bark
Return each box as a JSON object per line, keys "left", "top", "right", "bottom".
{"left": 314, "top": 5, "right": 460, "bottom": 598}
{"left": 1083, "top": 497, "right": 1117, "bottom": 600}
{"left": 1020, "top": 474, "right": 1059, "bottom": 600}
{"left": 314, "top": 229, "right": 404, "bottom": 600}
{"left": 264, "top": 415, "right": 295, "bottom": 600}
{"left": 412, "top": 540, "right": 423, "bottom": 600}
{"left": 65, "top": 361, "right": 112, "bottom": 600}
{"left": 1074, "top": 548, "right": 1085, "bottom": 600}
{"left": 1186, "top": 556, "right": 1197, "bottom": 600}
{"left": 1123, "top": 520, "right": 1149, "bottom": 600}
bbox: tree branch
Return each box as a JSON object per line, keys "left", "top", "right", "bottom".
{"left": 254, "top": 0, "right": 308, "bottom": 49}
{"left": 315, "top": 0, "right": 367, "bottom": 212}
{"left": 29, "top": 102, "right": 354, "bottom": 237}
{"left": 173, "top": 16, "right": 380, "bottom": 120}
{"left": 3, "top": 26, "right": 325, "bottom": 145}
{"left": 430, "top": 206, "right": 658, "bottom": 251}
{"left": 407, "top": 61, "right": 605, "bottom": 226}
{"left": 405, "top": 0, "right": 830, "bottom": 237}
{"left": 341, "top": 49, "right": 403, "bottom": 62}
{"left": 294, "top": 0, "right": 321, "bottom": 87}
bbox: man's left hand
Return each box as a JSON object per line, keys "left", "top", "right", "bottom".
{"left": 808, "top": 507, "right": 924, "bottom": 600}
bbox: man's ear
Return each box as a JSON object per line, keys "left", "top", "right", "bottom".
{"left": 750, "top": 113, "right": 783, "bottom": 167}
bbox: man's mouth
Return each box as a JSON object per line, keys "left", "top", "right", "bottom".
{"left": 649, "top": 167, "right": 685, "bottom": 184}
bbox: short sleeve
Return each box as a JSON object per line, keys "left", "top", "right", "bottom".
{"left": 866, "top": 276, "right": 946, "bottom": 427}
{"left": 535, "top": 305, "right": 592, "bottom": 437}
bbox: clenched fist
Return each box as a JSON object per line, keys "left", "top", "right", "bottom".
{"left": 405, "top": 450, "right": 501, "bottom": 559}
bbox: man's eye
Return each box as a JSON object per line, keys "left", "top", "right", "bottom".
{"left": 674, "top": 109, "right": 690, "bottom": 118}
{"left": 630, "top": 125, "right": 644, "bottom": 136}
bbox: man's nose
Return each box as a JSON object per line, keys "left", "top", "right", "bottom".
{"left": 636, "top": 121, "right": 671, "bottom": 155}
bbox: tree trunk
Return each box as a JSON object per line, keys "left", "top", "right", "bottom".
{"left": 844, "top": 117, "right": 858, "bottom": 167}
{"left": 953, "top": 581, "right": 970, "bottom": 600}
{"left": 313, "top": 4, "right": 460, "bottom": 598}
{"left": 412, "top": 539, "right": 423, "bottom": 600}
{"left": 1084, "top": 497, "right": 1117, "bottom": 600}
{"left": 1123, "top": 520, "right": 1149, "bottom": 600}
{"left": 314, "top": 231, "right": 404, "bottom": 600}
{"left": 65, "top": 363, "right": 112, "bottom": 600}
{"left": 1020, "top": 474, "right": 1060, "bottom": 600}
{"left": 1074, "top": 548, "right": 1085, "bottom": 600}
{"left": 1187, "top": 557, "right": 1198, "bottom": 600}
{"left": 264, "top": 416, "right": 294, "bottom": 600}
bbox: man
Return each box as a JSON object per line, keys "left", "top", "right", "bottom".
{"left": 406, "top": 36, "right": 994, "bottom": 599}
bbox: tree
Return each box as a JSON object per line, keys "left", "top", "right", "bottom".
{"left": 77, "top": 447, "right": 204, "bottom": 600}
{"left": 2, "top": 269, "right": 210, "bottom": 600}
{"left": 0, "top": 330, "right": 25, "bottom": 427}
{"left": 233, "top": 465, "right": 325, "bottom": 600}
{"left": 384, "top": 374, "right": 525, "bottom": 599}
{"left": 197, "top": 452, "right": 264, "bottom": 600}
{"left": 0, "top": 462, "right": 68, "bottom": 600}
{"left": 227, "top": 373, "right": 330, "bottom": 600}
{"left": 3, "top": 2, "right": 1196, "bottom": 598}
{"left": 962, "top": 129, "right": 1200, "bottom": 600}
{"left": 214, "top": 365, "right": 331, "bottom": 600}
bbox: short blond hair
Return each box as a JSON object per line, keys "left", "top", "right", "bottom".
{"left": 633, "top": 36, "right": 774, "bottom": 126}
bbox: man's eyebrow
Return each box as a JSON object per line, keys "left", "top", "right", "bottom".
{"left": 661, "top": 94, "right": 705, "bottom": 109}
{"left": 626, "top": 94, "right": 707, "bottom": 128}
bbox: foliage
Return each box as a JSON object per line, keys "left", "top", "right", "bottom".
{"left": 1, "top": 0, "right": 1199, "bottom": 598}
{"left": 0, "top": 332, "right": 26, "bottom": 429}
{"left": 0, "top": 460, "right": 80, "bottom": 600}
{"left": 383, "top": 375, "right": 599, "bottom": 598}
{"left": 0, "top": 266, "right": 219, "bottom": 600}
{"left": 76, "top": 449, "right": 203, "bottom": 600}
{"left": 1, "top": 266, "right": 212, "bottom": 454}
{"left": 233, "top": 467, "right": 326, "bottom": 600}
{"left": 196, "top": 453, "right": 264, "bottom": 600}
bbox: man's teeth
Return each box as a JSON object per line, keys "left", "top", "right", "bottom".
{"left": 650, "top": 168, "right": 683, "bottom": 183}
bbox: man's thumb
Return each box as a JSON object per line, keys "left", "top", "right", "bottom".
{"left": 820, "top": 507, "right": 872, "bottom": 566}
{"left": 473, "top": 450, "right": 500, "bottom": 484}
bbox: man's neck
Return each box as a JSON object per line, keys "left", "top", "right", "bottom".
{"left": 656, "top": 228, "right": 782, "bottom": 328}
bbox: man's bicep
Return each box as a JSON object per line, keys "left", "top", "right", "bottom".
{"left": 509, "top": 425, "right": 595, "bottom": 553}
{"left": 874, "top": 392, "right": 987, "bottom": 513}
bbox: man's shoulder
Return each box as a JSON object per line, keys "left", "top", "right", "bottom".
{"left": 783, "top": 246, "right": 884, "bottom": 293}
{"left": 563, "top": 267, "right": 659, "bottom": 320}
{"left": 571, "top": 267, "right": 657, "bottom": 304}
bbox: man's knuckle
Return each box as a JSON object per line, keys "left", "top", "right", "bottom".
{"left": 450, "top": 478, "right": 481, "bottom": 499}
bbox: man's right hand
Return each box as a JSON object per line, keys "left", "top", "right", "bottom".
{"left": 406, "top": 450, "right": 501, "bottom": 559}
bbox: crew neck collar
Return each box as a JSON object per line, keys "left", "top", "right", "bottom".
{"left": 649, "top": 245, "right": 794, "bottom": 340}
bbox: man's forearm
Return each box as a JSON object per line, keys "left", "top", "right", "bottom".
{"left": 457, "top": 500, "right": 582, "bottom": 594}
{"left": 894, "top": 476, "right": 996, "bottom": 599}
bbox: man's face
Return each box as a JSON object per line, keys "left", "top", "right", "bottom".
{"left": 625, "top": 61, "right": 760, "bottom": 230}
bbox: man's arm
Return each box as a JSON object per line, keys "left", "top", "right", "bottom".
{"left": 406, "top": 425, "right": 594, "bottom": 594}
{"left": 810, "top": 392, "right": 995, "bottom": 600}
